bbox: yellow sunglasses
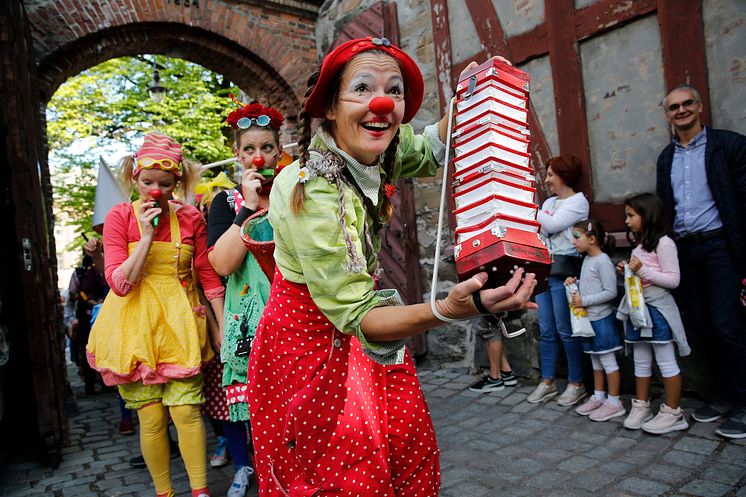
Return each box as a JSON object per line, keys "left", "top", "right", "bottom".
{"left": 137, "top": 157, "right": 182, "bottom": 174}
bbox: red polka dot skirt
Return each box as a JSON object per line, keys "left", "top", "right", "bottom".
{"left": 247, "top": 271, "right": 440, "bottom": 496}
{"left": 202, "top": 356, "right": 230, "bottom": 421}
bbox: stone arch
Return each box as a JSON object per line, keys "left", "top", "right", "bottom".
{"left": 27, "top": 0, "right": 321, "bottom": 119}
{"left": 37, "top": 22, "right": 302, "bottom": 123}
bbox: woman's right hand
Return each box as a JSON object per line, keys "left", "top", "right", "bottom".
{"left": 241, "top": 169, "right": 265, "bottom": 210}
{"left": 616, "top": 260, "right": 628, "bottom": 273}
{"left": 138, "top": 201, "right": 161, "bottom": 239}
{"left": 564, "top": 276, "right": 577, "bottom": 286}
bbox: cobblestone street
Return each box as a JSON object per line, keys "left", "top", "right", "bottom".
{"left": 2, "top": 367, "right": 745, "bottom": 497}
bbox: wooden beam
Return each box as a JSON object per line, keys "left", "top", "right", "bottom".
{"left": 428, "top": 0, "right": 454, "bottom": 115}
{"left": 544, "top": 0, "right": 593, "bottom": 198}
{"left": 575, "top": 0, "right": 657, "bottom": 41}
{"left": 657, "top": 0, "right": 712, "bottom": 125}
{"left": 464, "top": 0, "right": 511, "bottom": 58}
{"left": 590, "top": 202, "right": 626, "bottom": 232}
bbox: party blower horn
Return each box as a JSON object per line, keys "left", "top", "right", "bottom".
{"left": 150, "top": 189, "right": 163, "bottom": 227}
{"left": 252, "top": 156, "right": 275, "bottom": 179}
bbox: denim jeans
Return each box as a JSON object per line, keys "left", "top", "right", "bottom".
{"left": 536, "top": 276, "right": 586, "bottom": 383}
{"left": 677, "top": 235, "right": 746, "bottom": 406}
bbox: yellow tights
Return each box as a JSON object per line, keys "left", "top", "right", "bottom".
{"left": 137, "top": 403, "right": 208, "bottom": 496}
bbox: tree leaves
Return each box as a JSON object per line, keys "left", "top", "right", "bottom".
{"left": 49, "top": 56, "right": 240, "bottom": 244}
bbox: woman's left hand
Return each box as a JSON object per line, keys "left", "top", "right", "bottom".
{"left": 437, "top": 268, "right": 538, "bottom": 319}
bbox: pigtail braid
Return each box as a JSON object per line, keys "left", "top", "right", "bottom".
{"left": 290, "top": 71, "right": 321, "bottom": 215}
{"left": 379, "top": 129, "right": 400, "bottom": 222}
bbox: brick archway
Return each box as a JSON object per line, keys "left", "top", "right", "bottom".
{"left": 27, "top": 0, "right": 321, "bottom": 115}
{"left": 37, "top": 22, "right": 302, "bottom": 121}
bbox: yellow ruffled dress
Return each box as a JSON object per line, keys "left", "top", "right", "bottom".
{"left": 87, "top": 200, "right": 213, "bottom": 385}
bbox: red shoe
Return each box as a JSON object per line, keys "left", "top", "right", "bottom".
{"left": 119, "top": 417, "right": 135, "bottom": 435}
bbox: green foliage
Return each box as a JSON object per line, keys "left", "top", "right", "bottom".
{"left": 49, "top": 56, "right": 238, "bottom": 244}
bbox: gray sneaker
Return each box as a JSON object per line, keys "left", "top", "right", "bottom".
{"left": 692, "top": 399, "right": 733, "bottom": 423}
{"left": 714, "top": 409, "right": 746, "bottom": 440}
{"left": 556, "top": 384, "right": 587, "bottom": 406}
{"left": 527, "top": 382, "right": 557, "bottom": 403}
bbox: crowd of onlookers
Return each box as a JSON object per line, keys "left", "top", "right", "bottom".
{"left": 469, "top": 83, "right": 746, "bottom": 441}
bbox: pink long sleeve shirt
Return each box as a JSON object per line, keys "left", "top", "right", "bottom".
{"left": 631, "top": 235, "right": 680, "bottom": 289}
{"left": 102, "top": 201, "right": 225, "bottom": 299}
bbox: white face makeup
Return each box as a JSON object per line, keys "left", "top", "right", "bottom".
{"left": 326, "top": 52, "right": 405, "bottom": 165}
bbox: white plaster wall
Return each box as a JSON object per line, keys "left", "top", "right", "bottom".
{"left": 491, "top": 0, "right": 544, "bottom": 37}
{"left": 703, "top": 0, "right": 746, "bottom": 134}
{"left": 446, "top": 0, "right": 483, "bottom": 63}
{"left": 519, "top": 55, "right": 560, "bottom": 158}
{"left": 580, "top": 15, "right": 670, "bottom": 203}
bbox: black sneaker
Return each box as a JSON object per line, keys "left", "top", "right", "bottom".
{"left": 500, "top": 370, "right": 518, "bottom": 387}
{"left": 469, "top": 375, "right": 505, "bottom": 393}
{"left": 715, "top": 409, "right": 746, "bottom": 439}
{"left": 692, "top": 399, "right": 733, "bottom": 423}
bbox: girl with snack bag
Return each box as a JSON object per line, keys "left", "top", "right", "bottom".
{"left": 565, "top": 220, "right": 624, "bottom": 421}
{"left": 617, "top": 193, "right": 691, "bottom": 434}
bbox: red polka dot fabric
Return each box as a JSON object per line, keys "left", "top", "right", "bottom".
{"left": 247, "top": 271, "right": 440, "bottom": 496}
{"left": 201, "top": 356, "right": 230, "bottom": 421}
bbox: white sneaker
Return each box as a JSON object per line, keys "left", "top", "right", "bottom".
{"left": 526, "top": 382, "right": 557, "bottom": 403}
{"left": 556, "top": 384, "right": 587, "bottom": 406}
{"left": 642, "top": 404, "right": 689, "bottom": 435}
{"left": 575, "top": 396, "right": 605, "bottom": 416}
{"left": 227, "top": 466, "right": 254, "bottom": 497}
{"left": 623, "top": 398, "right": 652, "bottom": 430}
{"left": 588, "top": 400, "right": 626, "bottom": 421}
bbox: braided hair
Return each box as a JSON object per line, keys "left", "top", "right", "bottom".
{"left": 290, "top": 71, "right": 320, "bottom": 214}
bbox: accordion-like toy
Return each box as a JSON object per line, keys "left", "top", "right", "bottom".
{"left": 451, "top": 59, "right": 550, "bottom": 291}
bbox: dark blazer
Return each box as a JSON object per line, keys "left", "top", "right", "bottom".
{"left": 656, "top": 127, "right": 746, "bottom": 272}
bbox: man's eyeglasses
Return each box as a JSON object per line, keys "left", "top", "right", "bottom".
{"left": 236, "top": 115, "right": 271, "bottom": 129}
{"left": 665, "top": 98, "right": 699, "bottom": 113}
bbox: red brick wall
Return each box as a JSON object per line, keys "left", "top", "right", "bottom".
{"left": 27, "top": 0, "right": 319, "bottom": 118}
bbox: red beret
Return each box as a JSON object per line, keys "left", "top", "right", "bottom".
{"left": 304, "top": 37, "right": 424, "bottom": 124}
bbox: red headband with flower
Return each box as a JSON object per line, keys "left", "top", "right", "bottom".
{"left": 225, "top": 95, "right": 284, "bottom": 131}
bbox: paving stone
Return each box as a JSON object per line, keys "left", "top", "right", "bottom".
{"left": 556, "top": 455, "right": 597, "bottom": 474}
{"left": 575, "top": 471, "right": 617, "bottom": 492}
{"left": 701, "top": 463, "right": 746, "bottom": 486}
{"left": 637, "top": 463, "right": 691, "bottom": 485}
{"left": 679, "top": 479, "right": 733, "bottom": 497}
{"left": 663, "top": 449, "right": 709, "bottom": 468}
{"left": 718, "top": 445, "right": 746, "bottom": 467}
{"left": 673, "top": 437, "right": 720, "bottom": 455}
{"left": 617, "top": 477, "right": 670, "bottom": 496}
{"left": 523, "top": 469, "right": 571, "bottom": 490}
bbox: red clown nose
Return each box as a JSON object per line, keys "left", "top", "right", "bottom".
{"left": 252, "top": 156, "right": 265, "bottom": 167}
{"left": 369, "top": 96, "right": 395, "bottom": 115}
{"left": 149, "top": 189, "right": 163, "bottom": 201}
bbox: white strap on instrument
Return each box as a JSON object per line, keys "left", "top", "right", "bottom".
{"left": 430, "top": 97, "right": 464, "bottom": 323}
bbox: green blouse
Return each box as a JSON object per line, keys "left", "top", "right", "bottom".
{"left": 268, "top": 123, "right": 444, "bottom": 364}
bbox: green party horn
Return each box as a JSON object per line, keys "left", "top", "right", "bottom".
{"left": 258, "top": 169, "right": 275, "bottom": 177}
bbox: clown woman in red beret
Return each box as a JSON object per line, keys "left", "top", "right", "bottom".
{"left": 86, "top": 132, "right": 225, "bottom": 497}
{"left": 246, "top": 38, "right": 537, "bottom": 496}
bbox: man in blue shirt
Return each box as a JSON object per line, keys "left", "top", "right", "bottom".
{"left": 657, "top": 84, "right": 746, "bottom": 439}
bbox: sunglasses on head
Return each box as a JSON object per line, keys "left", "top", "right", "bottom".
{"left": 666, "top": 98, "right": 698, "bottom": 113}
{"left": 137, "top": 157, "right": 181, "bottom": 172}
{"left": 236, "top": 115, "right": 271, "bottom": 129}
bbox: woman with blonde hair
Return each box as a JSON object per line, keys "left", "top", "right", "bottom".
{"left": 87, "top": 131, "right": 225, "bottom": 497}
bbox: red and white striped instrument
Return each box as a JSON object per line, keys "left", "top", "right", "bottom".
{"left": 451, "top": 59, "right": 550, "bottom": 291}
